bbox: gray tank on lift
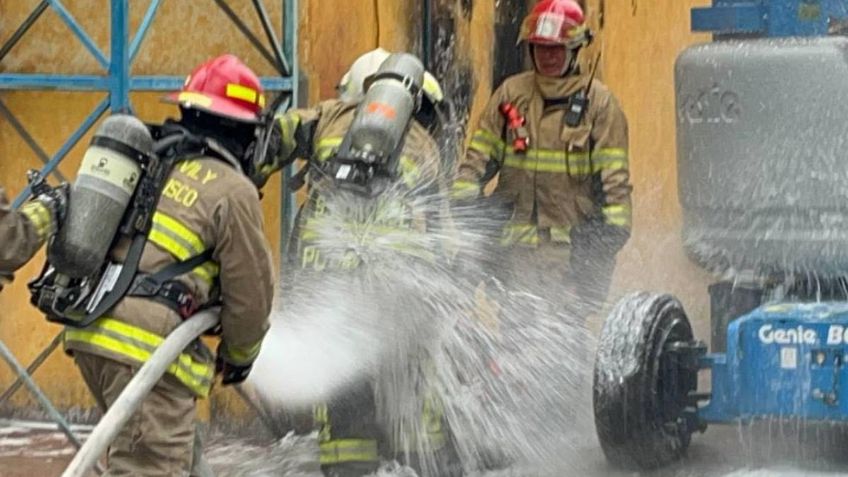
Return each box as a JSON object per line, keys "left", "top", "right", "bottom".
{"left": 675, "top": 36, "right": 848, "bottom": 276}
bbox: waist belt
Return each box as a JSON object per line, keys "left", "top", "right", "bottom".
{"left": 126, "top": 250, "right": 213, "bottom": 319}
{"left": 128, "top": 275, "right": 199, "bottom": 319}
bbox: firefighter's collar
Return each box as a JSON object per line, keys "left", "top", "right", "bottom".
{"left": 534, "top": 71, "right": 586, "bottom": 100}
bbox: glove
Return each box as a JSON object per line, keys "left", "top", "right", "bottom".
{"left": 215, "top": 342, "right": 254, "bottom": 386}
{"left": 36, "top": 182, "right": 70, "bottom": 228}
{"left": 246, "top": 120, "right": 284, "bottom": 190}
{"left": 263, "top": 119, "right": 283, "bottom": 172}
{"left": 27, "top": 169, "right": 69, "bottom": 230}
{"left": 570, "top": 220, "right": 630, "bottom": 255}
{"left": 570, "top": 221, "right": 626, "bottom": 312}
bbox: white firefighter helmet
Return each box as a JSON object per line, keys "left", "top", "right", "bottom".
{"left": 338, "top": 48, "right": 444, "bottom": 105}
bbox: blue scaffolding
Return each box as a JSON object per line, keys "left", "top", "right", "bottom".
{"left": 0, "top": 0, "right": 299, "bottom": 454}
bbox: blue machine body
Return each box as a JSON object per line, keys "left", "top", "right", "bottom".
{"left": 692, "top": 0, "right": 848, "bottom": 37}
{"left": 683, "top": 0, "right": 848, "bottom": 426}
{"left": 700, "top": 303, "right": 848, "bottom": 423}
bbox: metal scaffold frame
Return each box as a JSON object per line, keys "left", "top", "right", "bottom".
{"left": 0, "top": 0, "right": 299, "bottom": 454}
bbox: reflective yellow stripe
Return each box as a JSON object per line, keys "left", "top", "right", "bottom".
{"left": 224, "top": 340, "right": 262, "bottom": 365}
{"left": 384, "top": 241, "right": 436, "bottom": 263}
{"left": 593, "top": 148, "right": 628, "bottom": 172}
{"left": 422, "top": 73, "right": 444, "bottom": 102}
{"left": 383, "top": 396, "right": 447, "bottom": 451}
{"left": 450, "top": 180, "right": 479, "bottom": 200}
{"left": 301, "top": 220, "right": 414, "bottom": 241}
{"left": 277, "top": 113, "right": 301, "bottom": 153}
{"left": 225, "top": 83, "right": 266, "bottom": 108}
{"left": 469, "top": 129, "right": 505, "bottom": 161}
{"left": 319, "top": 439, "right": 379, "bottom": 465}
{"left": 603, "top": 204, "right": 632, "bottom": 227}
{"left": 20, "top": 201, "right": 52, "bottom": 240}
{"left": 500, "top": 147, "right": 627, "bottom": 175}
{"left": 596, "top": 147, "right": 627, "bottom": 159}
{"left": 314, "top": 403, "right": 329, "bottom": 426}
{"left": 96, "top": 319, "right": 211, "bottom": 377}
{"left": 501, "top": 224, "right": 575, "bottom": 245}
{"left": 64, "top": 318, "right": 214, "bottom": 397}
{"left": 550, "top": 225, "right": 572, "bottom": 243}
{"left": 398, "top": 156, "right": 421, "bottom": 189}
{"left": 423, "top": 393, "right": 441, "bottom": 420}
{"left": 96, "top": 317, "right": 160, "bottom": 347}
{"left": 469, "top": 139, "right": 496, "bottom": 156}
{"left": 317, "top": 137, "right": 344, "bottom": 148}
{"left": 393, "top": 429, "right": 447, "bottom": 451}
{"left": 473, "top": 128, "right": 504, "bottom": 149}
{"left": 148, "top": 212, "right": 218, "bottom": 285}
{"left": 301, "top": 219, "right": 434, "bottom": 263}
{"left": 63, "top": 331, "right": 211, "bottom": 397}
{"left": 152, "top": 212, "right": 204, "bottom": 256}
{"left": 314, "top": 403, "right": 332, "bottom": 443}
{"left": 501, "top": 224, "right": 540, "bottom": 246}
{"left": 315, "top": 137, "right": 343, "bottom": 162}
{"left": 194, "top": 261, "right": 219, "bottom": 283}
{"left": 606, "top": 216, "right": 631, "bottom": 227}
{"left": 503, "top": 148, "right": 592, "bottom": 175}
{"left": 147, "top": 230, "right": 217, "bottom": 285}
{"left": 149, "top": 229, "right": 193, "bottom": 260}
{"left": 504, "top": 155, "right": 566, "bottom": 173}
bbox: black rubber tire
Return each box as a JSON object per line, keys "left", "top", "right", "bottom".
{"left": 593, "top": 292, "right": 698, "bottom": 470}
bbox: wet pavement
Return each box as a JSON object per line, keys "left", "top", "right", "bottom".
{"left": 4, "top": 419, "right": 848, "bottom": 476}
{"left": 0, "top": 420, "right": 88, "bottom": 476}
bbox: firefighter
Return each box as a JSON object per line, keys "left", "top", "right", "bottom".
{"left": 268, "top": 51, "right": 457, "bottom": 477}
{"left": 62, "top": 54, "right": 275, "bottom": 476}
{"left": 452, "top": 0, "right": 631, "bottom": 315}
{"left": 0, "top": 183, "right": 67, "bottom": 289}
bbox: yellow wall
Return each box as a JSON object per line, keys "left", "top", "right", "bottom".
{"left": 587, "top": 0, "right": 715, "bottom": 338}
{"left": 299, "top": 0, "right": 415, "bottom": 103}
{"left": 0, "top": 0, "right": 718, "bottom": 412}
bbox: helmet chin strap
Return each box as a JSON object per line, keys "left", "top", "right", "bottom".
{"left": 561, "top": 50, "right": 580, "bottom": 76}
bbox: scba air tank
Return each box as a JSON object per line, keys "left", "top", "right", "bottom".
{"left": 348, "top": 52, "right": 424, "bottom": 161}
{"left": 675, "top": 36, "right": 848, "bottom": 275}
{"left": 48, "top": 115, "right": 154, "bottom": 278}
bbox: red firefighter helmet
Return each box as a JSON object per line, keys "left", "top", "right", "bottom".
{"left": 165, "top": 54, "right": 265, "bottom": 122}
{"left": 518, "top": 0, "right": 591, "bottom": 49}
